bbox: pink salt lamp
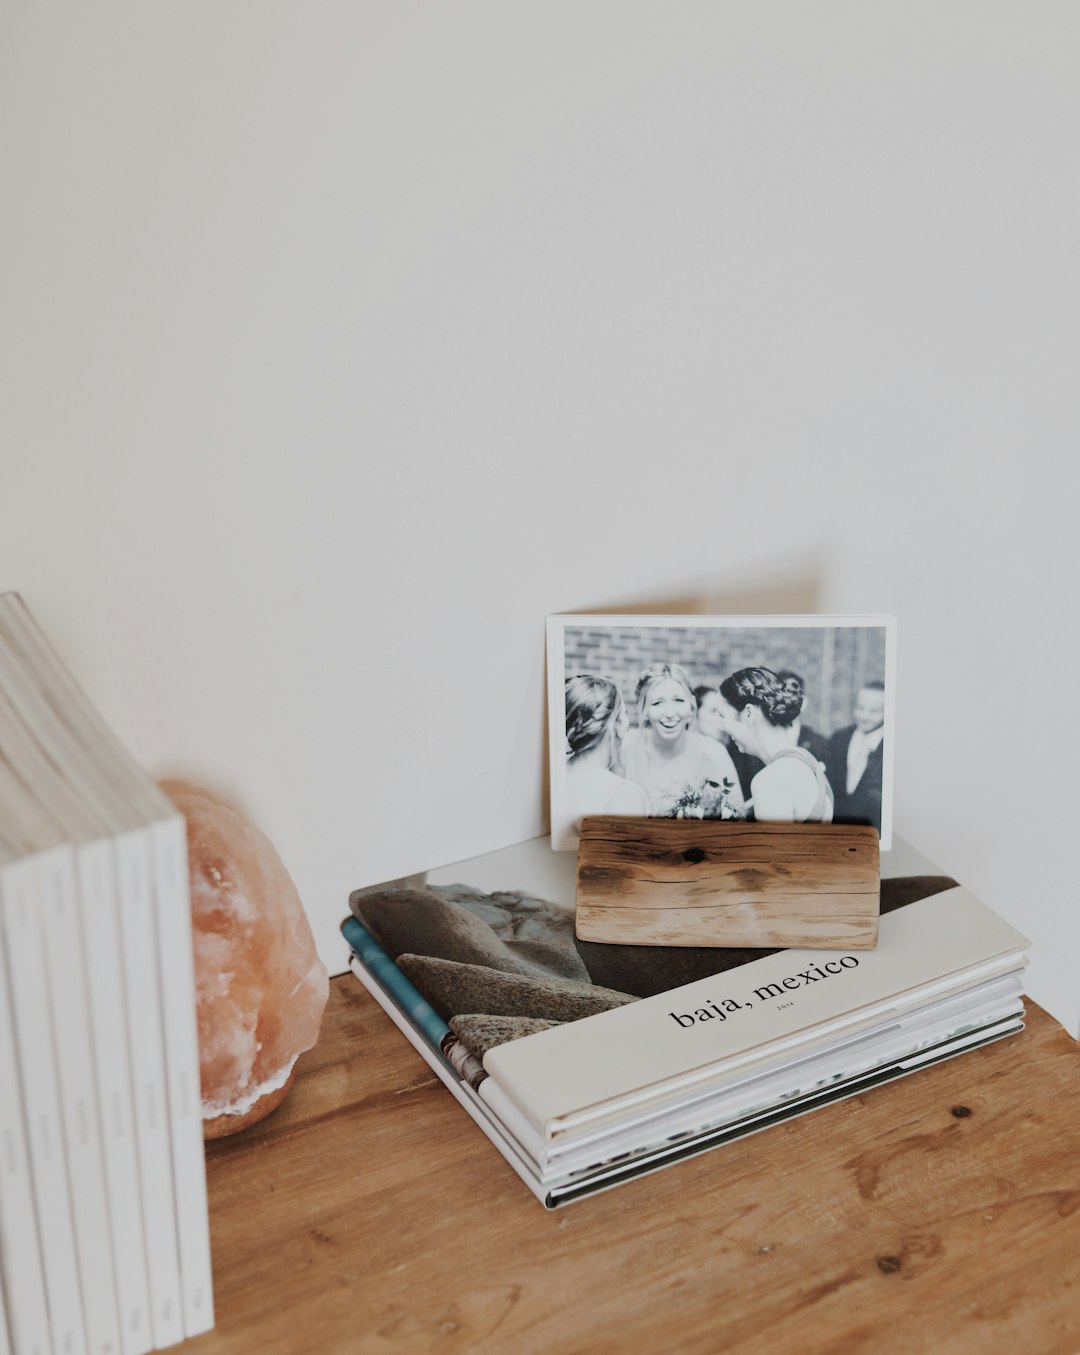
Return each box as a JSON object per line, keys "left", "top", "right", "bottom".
{"left": 161, "top": 780, "right": 330, "bottom": 1139}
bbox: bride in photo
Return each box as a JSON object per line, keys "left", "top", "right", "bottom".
{"left": 564, "top": 675, "right": 650, "bottom": 826}
{"left": 621, "top": 663, "right": 743, "bottom": 818}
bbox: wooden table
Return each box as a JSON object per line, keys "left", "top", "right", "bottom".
{"left": 191, "top": 977, "right": 1080, "bottom": 1355}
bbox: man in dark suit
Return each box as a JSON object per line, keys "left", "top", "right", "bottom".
{"left": 824, "top": 681, "right": 886, "bottom": 833}
{"left": 776, "top": 670, "right": 829, "bottom": 765}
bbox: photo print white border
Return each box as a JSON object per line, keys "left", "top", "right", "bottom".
{"left": 547, "top": 614, "right": 896, "bottom": 852}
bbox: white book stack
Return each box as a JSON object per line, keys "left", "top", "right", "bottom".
{"left": 0, "top": 593, "right": 213, "bottom": 1355}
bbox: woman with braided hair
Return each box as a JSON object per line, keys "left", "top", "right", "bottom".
{"left": 564, "top": 675, "right": 649, "bottom": 827}
{"left": 715, "top": 666, "right": 834, "bottom": 823}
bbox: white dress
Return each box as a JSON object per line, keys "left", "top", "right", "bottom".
{"left": 621, "top": 730, "right": 743, "bottom": 818}
{"left": 751, "top": 746, "right": 834, "bottom": 822}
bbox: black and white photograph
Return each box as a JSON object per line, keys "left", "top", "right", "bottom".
{"left": 548, "top": 615, "right": 895, "bottom": 852}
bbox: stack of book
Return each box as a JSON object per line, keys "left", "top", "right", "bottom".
{"left": 0, "top": 594, "right": 213, "bottom": 1355}
{"left": 344, "top": 837, "right": 1029, "bottom": 1208}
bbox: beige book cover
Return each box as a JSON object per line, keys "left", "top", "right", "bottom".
{"left": 483, "top": 888, "right": 1029, "bottom": 1138}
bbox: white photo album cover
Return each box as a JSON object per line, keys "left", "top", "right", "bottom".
{"left": 548, "top": 615, "right": 896, "bottom": 852}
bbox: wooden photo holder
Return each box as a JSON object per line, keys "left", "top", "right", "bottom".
{"left": 575, "top": 818, "right": 880, "bottom": 950}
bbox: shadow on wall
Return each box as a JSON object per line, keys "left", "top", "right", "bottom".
{"left": 156, "top": 772, "right": 249, "bottom": 819}
{"left": 572, "top": 549, "right": 827, "bottom": 618}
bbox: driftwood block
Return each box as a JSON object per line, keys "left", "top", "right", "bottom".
{"left": 575, "top": 818, "right": 880, "bottom": 950}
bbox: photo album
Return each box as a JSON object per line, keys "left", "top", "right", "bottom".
{"left": 342, "top": 615, "right": 1028, "bottom": 1208}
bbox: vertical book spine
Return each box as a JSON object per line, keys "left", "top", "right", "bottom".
{"left": 1, "top": 854, "right": 86, "bottom": 1355}
{"left": 38, "top": 846, "right": 123, "bottom": 1355}
{"left": 0, "top": 863, "right": 53, "bottom": 1355}
{"left": 115, "top": 830, "right": 184, "bottom": 1350}
{"left": 152, "top": 816, "right": 214, "bottom": 1339}
{"left": 0, "top": 1261, "right": 12, "bottom": 1355}
{"left": 77, "top": 841, "right": 151, "bottom": 1355}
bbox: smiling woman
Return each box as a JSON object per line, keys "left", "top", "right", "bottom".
{"left": 620, "top": 663, "right": 744, "bottom": 818}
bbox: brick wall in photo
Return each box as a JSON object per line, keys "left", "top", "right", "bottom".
{"left": 562, "top": 624, "right": 887, "bottom": 737}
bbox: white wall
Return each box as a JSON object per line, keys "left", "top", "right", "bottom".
{"left": 3, "top": 4, "right": 1077, "bottom": 1034}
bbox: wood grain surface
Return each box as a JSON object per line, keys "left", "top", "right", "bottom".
{"left": 186, "top": 976, "right": 1080, "bottom": 1355}
{"left": 576, "top": 819, "right": 880, "bottom": 949}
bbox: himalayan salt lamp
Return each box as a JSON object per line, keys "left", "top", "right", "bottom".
{"left": 161, "top": 780, "right": 329, "bottom": 1138}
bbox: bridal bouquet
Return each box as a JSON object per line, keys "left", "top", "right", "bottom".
{"left": 669, "top": 777, "right": 742, "bottom": 820}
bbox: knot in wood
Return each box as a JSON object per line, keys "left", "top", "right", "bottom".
{"left": 951, "top": 1105, "right": 972, "bottom": 1118}
{"left": 876, "top": 1256, "right": 902, "bottom": 1274}
{"left": 682, "top": 847, "right": 706, "bottom": 864}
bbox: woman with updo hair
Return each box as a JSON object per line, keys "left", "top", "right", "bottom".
{"left": 715, "top": 666, "right": 834, "bottom": 823}
{"left": 564, "top": 675, "right": 649, "bottom": 827}
{"left": 620, "top": 663, "right": 743, "bottom": 818}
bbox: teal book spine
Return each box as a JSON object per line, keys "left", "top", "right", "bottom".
{"left": 341, "top": 915, "right": 451, "bottom": 1052}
